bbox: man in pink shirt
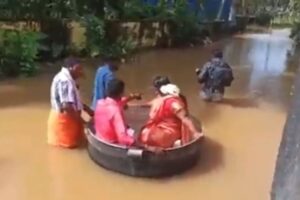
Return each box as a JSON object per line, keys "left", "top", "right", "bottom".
{"left": 94, "top": 79, "right": 140, "bottom": 146}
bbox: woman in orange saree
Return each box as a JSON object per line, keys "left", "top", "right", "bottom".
{"left": 140, "top": 83, "right": 203, "bottom": 149}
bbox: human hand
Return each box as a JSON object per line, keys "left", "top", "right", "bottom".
{"left": 129, "top": 93, "right": 142, "bottom": 100}
{"left": 127, "top": 128, "right": 135, "bottom": 137}
{"left": 83, "top": 104, "right": 94, "bottom": 117}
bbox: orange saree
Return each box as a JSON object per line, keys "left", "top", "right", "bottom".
{"left": 47, "top": 110, "right": 83, "bottom": 148}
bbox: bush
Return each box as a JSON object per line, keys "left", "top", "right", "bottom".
{"left": 103, "top": 36, "right": 136, "bottom": 59}
{"left": 81, "top": 15, "right": 136, "bottom": 59}
{"left": 256, "top": 12, "right": 273, "bottom": 26}
{"left": 168, "top": 0, "right": 202, "bottom": 46}
{"left": 169, "top": 17, "right": 202, "bottom": 46}
{"left": 39, "top": 19, "right": 70, "bottom": 60}
{"left": 81, "top": 15, "right": 106, "bottom": 57}
{"left": 118, "top": 0, "right": 202, "bottom": 46}
{"left": 0, "top": 30, "right": 41, "bottom": 77}
{"left": 291, "top": 22, "right": 300, "bottom": 45}
{"left": 117, "top": 0, "right": 171, "bottom": 21}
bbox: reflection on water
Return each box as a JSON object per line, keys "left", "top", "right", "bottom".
{"left": 0, "top": 29, "right": 298, "bottom": 200}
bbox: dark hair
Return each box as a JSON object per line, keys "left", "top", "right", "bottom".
{"left": 213, "top": 49, "right": 223, "bottom": 58}
{"left": 64, "top": 57, "right": 80, "bottom": 68}
{"left": 106, "top": 79, "right": 125, "bottom": 99}
{"left": 102, "top": 56, "right": 120, "bottom": 71}
{"left": 153, "top": 76, "right": 171, "bottom": 90}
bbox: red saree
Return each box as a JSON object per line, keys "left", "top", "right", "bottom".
{"left": 140, "top": 95, "right": 191, "bottom": 148}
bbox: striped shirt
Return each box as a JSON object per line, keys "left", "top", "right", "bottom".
{"left": 50, "top": 67, "right": 82, "bottom": 112}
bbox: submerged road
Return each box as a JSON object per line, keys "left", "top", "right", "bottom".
{"left": 0, "top": 29, "right": 297, "bottom": 200}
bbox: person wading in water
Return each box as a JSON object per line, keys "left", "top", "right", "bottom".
{"left": 47, "top": 57, "right": 93, "bottom": 148}
{"left": 91, "top": 57, "right": 120, "bottom": 110}
{"left": 196, "top": 50, "right": 234, "bottom": 102}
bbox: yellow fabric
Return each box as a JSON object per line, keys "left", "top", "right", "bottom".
{"left": 47, "top": 109, "right": 83, "bottom": 148}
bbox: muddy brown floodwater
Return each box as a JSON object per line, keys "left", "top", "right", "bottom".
{"left": 0, "top": 29, "right": 298, "bottom": 200}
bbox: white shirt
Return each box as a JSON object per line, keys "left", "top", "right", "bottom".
{"left": 50, "top": 67, "right": 83, "bottom": 112}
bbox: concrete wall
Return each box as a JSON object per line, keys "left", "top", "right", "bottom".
{"left": 0, "top": 20, "right": 238, "bottom": 51}
{"left": 119, "top": 21, "right": 170, "bottom": 47}
{"left": 0, "top": 21, "right": 39, "bottom": 31}
{"left": 0, "top": 20, "right": 186, "bottom": 50}
{"left": 271, "top": 68, "right": 300, "bottom": 200}
{"left": 69, "top": 21, "right": 86, "bottom": 50}
{"left": 69, "top": 21, "right": 171, "bottom": 50}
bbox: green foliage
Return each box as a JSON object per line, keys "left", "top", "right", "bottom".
{"left": 0, "top": 30, "right": 41, "bottom": 77}
{"left": 0, "top": 0, "right": 205, "bottom": 78}
{"left": 80, "top": 15, "right": 106, "bottom": 57}
{"left": 38, "top": 20, "right": 71, "bottom": 60}
{"left": 291, "top": 22, "right": 300, "bottom": 45}
{"left": 113, "top": 0, "right": 203, "bottom": 46}
{"left": 168, "top": 0, "right": 202, "bottom": 46}
{"left": 0, "top": 0, "right": 106, "bottom": 21}
{"left": 77, "top": 0, "right": 105, "bottom": 17}
{"left": 104, "top": 36, "right": 136, "bottom": 59}
{"left": 289, "top": 0, "right": 300, "bottom": 44}
{"left": 121, "top": 0, "right": 165, "bottom": 20}
{"left": 0, "top": 0, "right": 73, "bottom": 21}
{"left": 256, "top": 11, "right": 273, "bottom": 26}
{"left": 122, "top": 0, "right": 147, "bottom": 20}
{"left": 81, "top": 15, "right": 135, "bottom": 59}
{"left": 104, "top": 0, "right": 171, "bottom": 21}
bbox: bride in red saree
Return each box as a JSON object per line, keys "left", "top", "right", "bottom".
{"left": 139, "top": 82, "right": 203, "bottom": 149}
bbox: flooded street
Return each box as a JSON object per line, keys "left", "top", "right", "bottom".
{"left": 0, "top": 29, "right": 297, "bottom": 200}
